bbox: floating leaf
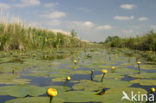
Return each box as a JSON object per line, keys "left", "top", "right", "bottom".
{"left": 95, "top": 73, "right": 124, "bottom": 80}
{"left": 0, "top": 74, "right": 30, "bottom": 84}
{"left": 130, "top": 80, "right": 156, "bottom": 86}
{"left": 61, "top": 88, "right": 147, "bottom": 103}
{"left": 5, "top": 97, "right": 64, "bottom": 103}
{"left": 116, "top": 68, "right": 137, "bottom": 74}
{"left": 72, "top": 79, "right": 132, "bottom": 91}
{"left": 129, "top": 73, "right": 156, "bottom": 79}
{"left": 0, "top": 85, "right": 46, "bottom": 97}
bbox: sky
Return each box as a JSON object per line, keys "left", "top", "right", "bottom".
{"left": 0, "top": 0, "right": 156, "bottom": 42}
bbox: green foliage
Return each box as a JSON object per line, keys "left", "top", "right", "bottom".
{"left": 5, "top": 97, "right": 64, "bottom": 103}
{"left": 0, "top": 23, "right": 91, "bottom": 51}
{"left": 0, "top": 85, "right": 46, "bottom": 97}
{"left": 130, "top": 80, "right": 156, "bottom": 86}
{"left": 103, "top": 30, "right": 156, "bottom": 51}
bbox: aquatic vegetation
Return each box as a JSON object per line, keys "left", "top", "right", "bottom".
{"left": 72, "top": 80, "right": 104, "bottom": 91}
{"left": 95, "top": 73, "right": 124, "bottom": 80}
{"left": 90, "top": 70, "right": 94, "bottom": 81}
{"left": 0, "top": 48, "right": 156, "bottom": 103}
{"left": 47, "top": 88, "right": 58, "bottom": 97}
{"left": 4, "top": 87, "right": 147, "bottom": 103}
{"left": 0, "top": 85, "right": 46, "bottom": 97}
{"left": 0, "top": 22, "right": 91, "bottom": 51}
{"left": 5, "top": 97, "right": 64, "bottom": 103}
{"left": 111, "top": 66, "right": 116, "bottom": 73}
{"left": 47, "top": 88, "right": 57, "bottom": 103}
{"left": 130, "top": 80, "right": 156, "bottom": 86}
{"left": 0, "top": 74, "right": 30, "bottom": 84}
{"left": 72, "top": 79, "right": 132, "bottom": 91}
{"left": 73, "top": 59, "right": 77, "bottom": 65}
{"left": 137, "top": 61, "right": 141, "bottom": 65}
{"left": 137, "top": 61, "right": 141, "bottom": 73}
{"left": 62, "top": 88, "right": 147, "bottom": 103}
{"left": 111, "top": 66, "right": 115, "bottom": 70}
{"left": 64, "top": 76, "right": 71, "bottom": 86}
{"left": 52, "top": 77, "right": 66, "bottom": 82}
{"left": 50, "top": 69, "right": 90, "bottom": 78}
{"left": 73, "top": 65, "right": 77, "bottom": 70}
{"left": 150, "top": 88, "right": 155, "bottom": 93}
{"left": 101, "top": 69, "right": 108, "bottom": 82}
{"left": 9, "top": 56, "right": 24, "bottom": 63}
{"left": 139, "top": 64, "right": 156, "bottom": 70}
{"left": 128, "top": 73, "right": 156, "bottom": 79}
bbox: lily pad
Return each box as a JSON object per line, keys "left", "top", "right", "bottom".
{"left": 72, "top": 79, "right": 132, "bottom": 91}
{"left": 0, "top": 74, "right": 30, "bottom": 84}
{"left": 5, "top": 97, "right": 64, "bottom": 103}
{"left": 116, "top": 68, "right": 137, "bottom": 74}
{"left": 95, "top": 73, "right": 124, "bottom": 80}
{"left": 52, "top": 77, "right": 66, "bottom": 82}
{"left": 140, "top": 64, "right": 156, "bottom": 70}
{"left": 61, "top": 88, "right": 147, "bottom": 103}
{"left": 0, "top": 85, "right": 46, "bottom": 97}
{"left": 130, "top": 80, "right": 156, "bottom": 86}
{"left": 50, "top": 69, "right": 90, "bottom": 78}
{"left": 103, "top": 87, "right": 147, "bottom": 103}
{"left": 129, "top": 73, "right": 156, "bottom": 79}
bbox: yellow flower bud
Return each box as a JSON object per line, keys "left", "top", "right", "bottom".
{"left": 137, "top": 61, "right": 141, "bottom": 65}
{"left": 111, "top": 66, "right": 115, "bottom": 70}
{"left": 102, "top": 69, "right": 108, "bottom": 74}
{"left": 151, "top": 88, "right": 155, "bottom": 93}
{"left": 47, "top": 88, "right": 57, "bottom": 97}
{"left": 66, "top": 76, "right": 71, "bottom": 81}
{"left": 74, "top": 60, "right": 77, "bottom": 63}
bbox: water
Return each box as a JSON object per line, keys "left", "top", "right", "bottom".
{"left": 0, "top": 96, "right": 16, "bottom": 103}
{"left": 0, "top": 49, "right": 156, "bottom": 103}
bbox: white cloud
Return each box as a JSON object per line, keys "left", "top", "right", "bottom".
{"left": 151, "top": 25, "right": 156, "bottom": 29}
{"left": 70, "top": 21, "right": 112, "bottom": 31}
{"left": 44, "top": 2, "right": 59, "bottom": 8}
{"left": 114, "top": 16, "right": 134, "bottom": 21}
{"left": 96, "top": 25, "right": 112, "bottom": 30}
{"left": 41, "top": 11, "right": 66, "bottom": 19}
{"left": 138, "top": 17, "right": 149, "bottom": 21}
{"left": 120, "top": 4, "right": 136, "bottom": 10}
{"left": 70, "top": 21, "right": 95, "bottom": 28}
{"left": 15, "top": 0, "right": 40, "bottom": 7}
{"left": 0, "top": 3, "right": 10, "bottom": 9}
{"left": 84, "top": 21, "right": 94, "bottom": 27}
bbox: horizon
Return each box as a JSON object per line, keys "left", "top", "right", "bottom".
{"left": 0, "top": 0, "right": 156, "bottom": 42}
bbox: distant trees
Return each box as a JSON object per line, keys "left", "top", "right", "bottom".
{"left": 102, "top": 30, "right": 156, "bottom": 51}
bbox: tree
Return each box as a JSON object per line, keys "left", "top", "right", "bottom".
{"left": 71, "top": 29, "right": 77, "bottom": 38}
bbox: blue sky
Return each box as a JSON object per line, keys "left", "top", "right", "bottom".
{"left": 0, "top": 0, "right": 156, "bottom": 41}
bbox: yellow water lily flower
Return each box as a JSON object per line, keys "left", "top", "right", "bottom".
{"left": 137, "top": 61, "right": 141, "bottom": 65}
{"left": 66, "top": 76, "right": 71, "bottom": 81}
{"left": 111, "top": 66, "right": 115, "bottom": 70}
{"left": 74, "top": 60, "right": 77, "bottom": 63}
{"left": 102, "top": 69, "right": 108, "bottom": 74}
{"left": 73, "top": 66, "right": 77, "bottom": 70}
{"left": 151, "top": 88, "right": 155, "bottom": 93}
{"left": 47, "top": 88, "right": 57, "bottom": 97}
